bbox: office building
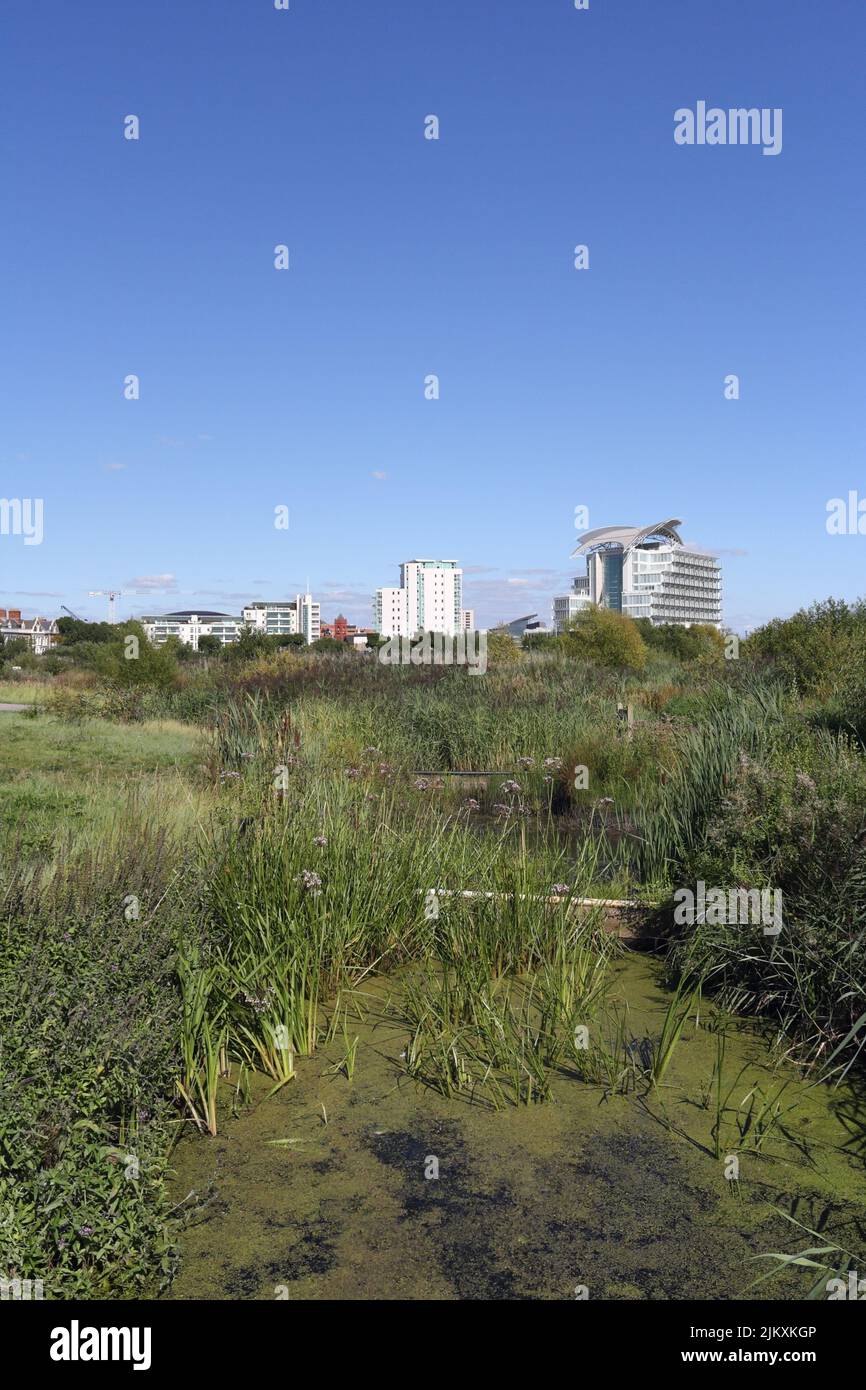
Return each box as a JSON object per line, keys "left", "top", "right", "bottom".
{"left": 570, "top": 519, "right": 721, "bottom": 627}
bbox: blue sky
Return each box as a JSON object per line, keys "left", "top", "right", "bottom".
{"left": 2, "top": 0, "right": 864, "bottom": 631}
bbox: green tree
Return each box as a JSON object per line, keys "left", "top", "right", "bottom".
{"left": 56, "top": 617, "right": 116, "bottom": 645}
{"left": 634, "top": 620, "right": 723, "bottom": 662}
{"left": 312, "top": 636, "right": 348, "bottom": 654}
{"left": 521, "top": 631, "right": 562, "bottom": 653}
{"left": 223, "top": 626, "right": 271, "bottom": 664}
{"left": 1, "top": 636, "right": 31, "bottom": 662}
{"left": 564, "top": 606, "right": 647, "bottom": 672}
{"left": 486, "top": 629, "right": 520, "bottom": 664}
{"left": 91, "top": 623, "right": 178, "bottom": 688}
{"left": 745, "top": 598, "right": 866, "bottom": 696}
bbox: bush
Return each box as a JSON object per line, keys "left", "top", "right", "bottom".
{"left": 564, "top": 607, "right": 647, "bottom": 672}
{"left": 668, "top": 724, "right": 866, "bottom": 1069}
{"left": 485, "top": 630, "right": 521, "bottom": 664}
{"left": 744, "top": 598, "right": 866, "bottom": 697}
{"left": 0, "top": 825, "right": 190, "bottom": 1296}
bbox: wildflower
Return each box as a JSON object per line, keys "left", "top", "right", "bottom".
{"left": 220, "top": 770, "right": 241, "bottom": 781}
{"left": 795, "top": 772, "right": 817, "bottom": 792}
{"left": 551, "top": 883, "right": 570, "bottom": 896}
{"left": 298, "top": 869, "right": 322, "bottom": 895}
{"left": 463, "top": 798, "right": 480, "bottom": 811}
{"left": 492, "top": 802, "right": 511, "bottom": 817}
{"left": 313, "top": 835, "right": 328, "bottom": 847}
{"left": 345, "top": 767, "right": 361, "bottom": 779}
{"left": 518, "top": 756, "right": 535, "bottom": 769}
{"left": 543, "top": 757, "right": 562, "bottom": 771}
{"left": 362, "top": 746, "right": 379, "bottom": 756}
{"left": 378, "top": 763, "right": 394, "bottom": 777}
{"left": 243, "top": 988, "right": 274, "bottom": 1013}
{"left": 501, "top": 779, "right": 521, "bottom": 795}
{"left": 414, "top": 778, "right": 430, "bottom": 791}
{"left": 77, "top": 1225, "right": 93, "bottom": 1237}
{"left": 543, "top": 774, "right": 553, "bottom": 785}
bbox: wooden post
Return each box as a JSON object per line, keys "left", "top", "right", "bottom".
{"left": 617, "top": 702, "right": 634, "bottom": 741}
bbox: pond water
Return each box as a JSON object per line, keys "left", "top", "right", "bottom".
{"left": 167, "top": 955, "right": 866, "bottom": 1301}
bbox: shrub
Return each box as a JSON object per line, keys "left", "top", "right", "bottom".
{"left": 564, "top": 607, "right": 648, "bottom": 672}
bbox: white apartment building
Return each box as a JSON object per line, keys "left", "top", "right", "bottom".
{"left": 375, "top": 586, "right": 408, "bottom": 637}
{"left": 552, "top": 576, "right": 592, "bottom": 633}
{"left": 460, "top": 609, "right": 475, "bottom": 631}
{"left": 571, "top": 519, "right": 722, "bottom": 628}
{"left": 142, "top": 611, "right": 243, "bottom": 650}
{"left": 143, "top": 593, "right": 321, "bottom": 650}
{"left": 242, "top": 595, "right": 320, "bottom": 644}
{"left": 374, "top": 560, "right": 463, "bottom": 637}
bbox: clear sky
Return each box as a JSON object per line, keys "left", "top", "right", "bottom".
{"left": 2, "top": 0, "right": 864, "bottom": 631}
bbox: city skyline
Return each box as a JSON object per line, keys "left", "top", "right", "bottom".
{"left": 3, "top": 2, "right": 864, "bottom": 634}
{"left": 16, "top": 522, "right": 728, "bottom": 639}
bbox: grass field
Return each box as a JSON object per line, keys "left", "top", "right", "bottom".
{"left": 0, "top": 679, "right": 43, "bottom": 703}
{"left": 0, "top": 713, "right": 209, "bottom": 858}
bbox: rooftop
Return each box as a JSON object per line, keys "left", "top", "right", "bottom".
{"left": 572, "top": 518, "right": 684, "bottom": 558}
{"left": 145, "top": 610, "right": 236, "bottom": 621}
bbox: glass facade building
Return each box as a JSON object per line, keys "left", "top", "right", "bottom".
{"left": 572, "top": 519, "right": 722, "bottom": 628}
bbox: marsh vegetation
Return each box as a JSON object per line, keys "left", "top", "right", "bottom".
{"left": 1, "top": 601, "right": 865, "bottom": 1298}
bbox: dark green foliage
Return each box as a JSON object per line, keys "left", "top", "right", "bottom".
{"left": 311, "top": 636, "right": 349, "bottom": 654}
{"left": 744, "top": 597, "right": 866, "bottom": 697}
{"left": 0, "top": 825, "right": 190, "bottom": 1297}
{"left": 634, "top": 620, "right": 724, "bottom": 662}
{"left": 56, "top": 617, "right": 117, "bottom": 645}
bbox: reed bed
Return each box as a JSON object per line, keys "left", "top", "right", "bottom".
{"left": 4, "top": 656, "right": 865, "bottom": 1298}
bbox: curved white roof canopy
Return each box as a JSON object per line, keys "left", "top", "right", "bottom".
{"left": 572, "top": 518, "right": 683, "bottom": 558}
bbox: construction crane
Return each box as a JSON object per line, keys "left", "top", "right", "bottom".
{"left": 88, "top": 589, "right": 131, "bottom": 623}
{"left": 61, "top": 605, "right": 86, "bottom": 622}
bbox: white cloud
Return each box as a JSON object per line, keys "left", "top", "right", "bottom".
{"left": 126, "top": 574, "right": 177, "bottom": 592}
